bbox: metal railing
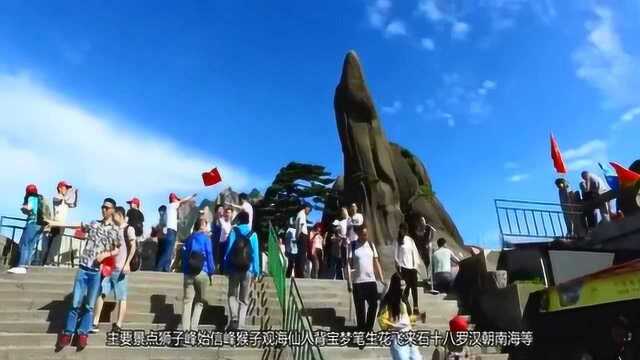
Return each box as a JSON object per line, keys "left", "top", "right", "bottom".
{"left": 267, "top": 225, "right": 287, "bottom": 310}
{"left": 283, "top": 278, "right": 324, "bottom": 360}
{"left": 265, "top": 223, "right": 324, "bottom": 360}
{"left": 495, "top": 199, "right": 586, "bottom": 249}
{"left": 1, "top": 215, "right": 86, "bottom": 267}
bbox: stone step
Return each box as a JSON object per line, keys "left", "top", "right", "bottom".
{"left": 0, "top": 321, "right": 266, "bottom": 334}
{"left": 0, "top": 345, "right": 263, "bottom": 360}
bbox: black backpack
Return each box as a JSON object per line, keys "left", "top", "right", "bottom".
{"left": 124, "top": 225, "right": 141, "bottom": 272}
{"left": 230, "top": 227, "right": 254, "bottom": 272}
{"left": 187, "top": 250, "right": 205, "bottom": 276}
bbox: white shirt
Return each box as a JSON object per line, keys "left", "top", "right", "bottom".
{"left": 52, "top": 193, "right": 69, "bottom": 222}
{"left": 338, "top": 219, "right": 348, "bottom": 238}
{"left": 394, "top": 236, "right": 420, "bottom": 270}
{"left": 116, "top": 225, "right": 136, "bottom": 270}
{"left": 350, "top": 241, "right": 379, "bottom": 284}
{"left": 241, "top": 201, "right": 253, "bottom": 229}
{"left": 295, "top": 209, "right": 308, "bottom": 236}
{"left": 432, "top": 247, "right": 454, "bottom": 273}
{"left": 219, "top": 217, "right": 232, "bottom": 243}
{"left": 166, "top": 202, "right": 180, "bottom": 232}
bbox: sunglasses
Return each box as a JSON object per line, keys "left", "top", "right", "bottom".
{"left": 101, "top": 205, "right": 114, "bottom": 211}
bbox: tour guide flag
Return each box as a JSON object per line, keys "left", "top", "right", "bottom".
{"left": 550, "top": 134, "right": 567, "bottom": 174}
{"left": 599, "top": 162, "right": 620, "bottom": 192}
{"left": 202, "top": 167, "right": 222, "bottom": 187}
{"left": 542, "top": 259, "right": 640, "bottom": 313}
{"left": 609, "top": 162, "right": 640, "bottom": 187}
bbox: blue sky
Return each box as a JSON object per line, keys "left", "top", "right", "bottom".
{"left": 1, "top": 0, "right": 639, "bottom": 249}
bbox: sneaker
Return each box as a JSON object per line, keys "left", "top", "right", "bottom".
{"left": 76, "top": 334, "right": 88, "bottom": 351}
{"left": 55, "top": 333, "right": 72, "bottom": 352}
{"left": 90, "top": 324, "right": 100, "bottom": 334}
{"left": 111, "top": 323, "right": 122, "bottom": 332}
{"left": 7, "top": 267, "right": 26, "bottom": 274}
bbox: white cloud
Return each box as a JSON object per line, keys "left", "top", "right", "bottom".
{"left": 613, "top": 106, "right": 640, "bottom": 129}
{"left": 573, "top": 5, "right": 640, "bottom": 108}
{"left": 482, "top": 80, "right": 497, "bottom": 89}
{"left": 382, "top": 100, "right": 403, "bottom": 114}
{"left": 563, "top": 139, "right": 608, "bottom": 173}
{"left": 385, "top": 20, "right": 407, "bottom": 37}
{"left": 415, "top": 105, "right": 424, "bottom": 114}
{"left": 563, "top": 139, "right": 607, "bottom": 160}
{"left": 507, "top": 174, "right": 530, "bottom": 183}
{"left": 417, "top": 0, "right": 444, "bottom": 22}
{"left": 421, "top": 37, "right": 435, "bottom": 51}
{"left": 0, "top": 72, "right": 259, "bottom": 224}
{"left": 452, "top": 21, "right": 471, "bottom": 40}
{"left": 368, "top": 0, "right": 392, "bottom": 29}
{"left": 621, "top": 106, "right": 640, "bottom": 122}
{"left": 504, "top": 161, "right": 519, "bottom": 170}
{"left": 567, "top": 159, "right": 596, "bottom": 171}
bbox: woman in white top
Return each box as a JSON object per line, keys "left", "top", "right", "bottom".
{"left": 346, "top": 224, "right": 385, "bottom": 332}
{"left": 379, "top": 272, "right": 423, "bottom": 360}
{"left": 308, "top": 223, "right": 324, "bottom": 279}
{"left": 394, "top": 222, "right": 422, "bottom": 314}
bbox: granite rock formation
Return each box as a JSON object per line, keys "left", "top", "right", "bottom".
{"left": 333, "top": 51, "right": 464, "bottom": 274}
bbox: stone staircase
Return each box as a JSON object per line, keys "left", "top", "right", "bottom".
{"left": 0, "top": 266, "right": 507, "bottom": 359}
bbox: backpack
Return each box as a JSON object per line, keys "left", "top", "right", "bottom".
{"left": 124, "top": 225, "right": 141, "bottom": 272}
{"left": 36, "top": 195, "right": 51, "bottom": 226}
{"left": 230, "top": 227, "right": 254, "bottom": 272}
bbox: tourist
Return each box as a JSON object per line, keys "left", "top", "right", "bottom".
{"left": 432, "top": 238, "right": 460, "bottom": 294}
{"left": 181, "top": 218, "right": 215, "bottom": 332}
{"left": 348, "top": 203, "right": 364, "bottom": 250}
{"left": 337, "top": 207, "right": 350, "bottom": 271}
{"left": 284, "top": 219, "right": 297, "bottom": 278}
{"left": 295, "top": 202, "right": 312, "bottom": 278}
{"left": 224, "top": 211, "right": 260, "bottom": 330}
{"left": 8, "top": 184, "right": 44, "bottom": 274}
{"left": 325, "top": 221, "right": 344, "bottom": 280}
{"left": 308, "top": 223, "right": 324, "bottom": 279}
{"left": 378, "top": 272, "right": 423, "bottom": 359}
{"left": 226, "top": 193, "right": 253, "bottom": 229}
{"left": 156, "top": 192, "right": 196, "bottom": 272}
{"left": 215, "top": 207, "right": 233, "bottom": 274}
{"left": 125, "top": 197, "right": 145, "bottom": 239}
{"left": 41, "top": 181, "right": 76, "bottom": 266}
{"left": 581, "top": 171, "right": 611, "bottom": 223}
{"left": 413, "top": 217, "right": 434, "bottom": 282}
{"left": 394, "top": 222, "right": 422, "bottom": 315}
{"left": 56, "top": 198, "right": 121, "bottom": 351}
{"left": 91, "top": 206, "right": 137, "bottom": 333}
{"left": 346, "top": 224, "right": 385, "bottom": 332}
{"left": 432, "top": 315, "right": 471, "bottom": 359}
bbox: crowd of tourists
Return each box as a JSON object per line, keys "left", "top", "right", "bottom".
{"left": 4, "top": 181, "right": 463, "bottom": 360}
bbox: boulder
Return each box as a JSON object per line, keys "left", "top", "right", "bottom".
{"left": 332, "top": 50, "right": 464, "bottom": 274}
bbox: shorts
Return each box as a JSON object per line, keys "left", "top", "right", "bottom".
{"left": 101, "top": 270, "right": 128, "bottom": 301}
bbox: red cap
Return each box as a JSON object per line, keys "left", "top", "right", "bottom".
{"left": 57, "top": 180, "right": 72, "bottom": 189}
{"left": 169, "top": 193, "right": 180, "bottom": 203}
{"left": 126, "top": 197, "right": 141, "bottom": 207}
{"left": 25, "top": 184, "right": 38, "bottom": 195}
{"left": 449, "top": 315, "right": 469, "bottom": 333}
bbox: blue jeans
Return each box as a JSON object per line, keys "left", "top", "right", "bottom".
{"left": 64, "top": 267, "right": 101, "bottom": 335}
{"left": 390, "top": 334, "right": 423, "bottom": 360}
{"left": 156, "top": 229, "right": 177, "bottom": 272}
{"left": 18, "top": 222, "right": 43, "bottom": 267}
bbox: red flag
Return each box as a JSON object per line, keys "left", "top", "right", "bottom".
{"left": 73, "top": 227, "right": 86, "bottom": 239}
{"left": 550, "top": 134, "right": 567, "bottom": 174}
{"left": 202, "top": 167, "right": 222, "bottom": 187}
{"left": 609, "top": 162, "right": 640, "bottom": 187}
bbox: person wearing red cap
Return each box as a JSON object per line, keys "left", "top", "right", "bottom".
{"left": 125, "top": 197, "right": 144, "bottom": 240}
{"left": 41, "top": 181, "right": 77, "bottom": 266}
{"left": 8, "top": 184, "right": 44, "bottom": 274}
{"left": 155, "top": 192, "right": 196, "bottom": 272}
{"left": 432, "top": 315, "right": 471, "bottom": 360}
